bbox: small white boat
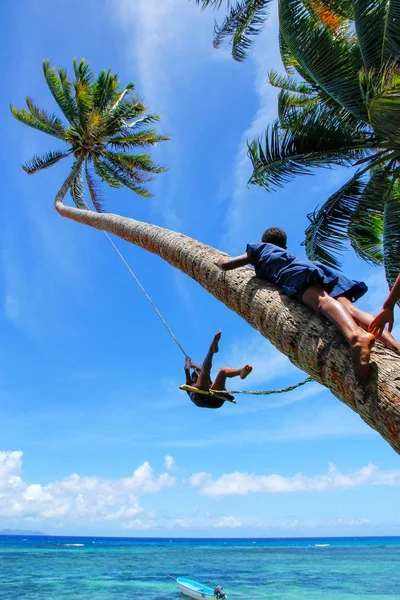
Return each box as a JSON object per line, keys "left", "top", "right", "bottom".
{"left": 176, "top": 577, "right": 227, "bottom": 599}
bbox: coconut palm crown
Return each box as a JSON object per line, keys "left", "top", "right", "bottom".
{"left": 247, "top": 0, "right": 400, "bottom": 287}
{"left": 10, "top": 59, "right": 169, "bottom": 211}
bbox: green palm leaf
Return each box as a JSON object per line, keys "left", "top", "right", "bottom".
{"left": 347, "top": 168, "right": 389, "bottom": 265}
{"left": 85, "top": 162, "right": 103, "bottom": 212}
{"left": 107, "top": 129, "right": 170, "bottom": 148}
{"left": 22, "top": 150, "right": 72, "bottom": 174}
{"left": 248, "top": 106, "right": 370, "bottom": 190}
{"left": 269, "top": 70, "right": 315, "bottom": 94}
{"left": 43, "top": 60, "right": 78, "bottom": 125}
{"left": 353, "top": 0, "right": 388, "bottom": 70}
{"left": 213, "top": 0, "right": 271, "bottom": 61}
{"left": 70, "top": 163, "right": 86, "bottom": 208}
{"left": 304, "top": 173, "right": 365, "bottom": 268}
{"left": 383, "top": 176, "right": 400, "bottom": 287}
{"left": 382, "top": 0, "right": 400, "bottom": 62}
{"left": 279, "top": 0, "right": 367, "bottom": 120}
{"left": 10, "top": 105, "right": 65, "bottom": 140}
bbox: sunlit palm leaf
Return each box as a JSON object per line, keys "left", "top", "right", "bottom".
{"left": 43, "top": 60, "right": 78, "bottom": 125}
{"left": 269, "top": 70, "right": 315, "bottom": 94}
{"left": 304, "top": 173, "right": 365, "bottom": 268}
{"left": 106, "top": 130, "right": 170, "bottom": 148}
{"left": 22, "top": 150, "right": 71, "bottom": 174}
{"left": 280, "top": 0, "right": 367, "bottom": 120}
{"left": 347, "top": 167, "right": 389, "bottom": 265}
{"left": 10, "top": 105, "right": 65, "bottom": 140}
{"left": 248, "top": 106, "right": 370, "bottom": 190}
{"left": 213, "top": 0, "right": 271, "bottom": 61}
{"left": 383, "top": 176, "right": 400, "bottom": 287}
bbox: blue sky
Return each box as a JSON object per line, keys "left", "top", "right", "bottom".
{"left": 1, "top": 0, "right": 399, "bottom": 537}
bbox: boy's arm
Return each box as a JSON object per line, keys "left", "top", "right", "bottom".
{"left": 369, "top": 274, "right": 400, "bottom": 337}
{"left": 184, "top": 356, "right": 193, "bottom": 386}
{"left": 215, "top": 252, "right": 251, "bottom": 271}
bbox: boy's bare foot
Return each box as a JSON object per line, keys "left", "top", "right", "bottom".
{"left": 211, "top": 331, "right": 222, "bottom": 353}
{"left": 351, "top": 332, "right": 375, "bottom": 383}
{"left": 240, "top": 365, "right": 253, "bottom": 380}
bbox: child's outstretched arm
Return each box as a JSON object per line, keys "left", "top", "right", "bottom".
{"left": 369, "top": 274, "right": 400, "bottom": 337}
{"left": 184, "top": 356, "right": 193, "bottom": 385}
{"left": 215, "top": 252, "right": 250, "bottom": 271}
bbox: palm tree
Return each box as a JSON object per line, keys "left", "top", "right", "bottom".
{"left": 198, "top": 0, "right": 400, "bottom": 289}
{"left": 245, "top": 0, "right": 400, "bottom": 288}
{"left": 11, "top": 60, "right": 400, "bottom": 455}
{"left": 10, "top": 59, "right": 169, "bottom": 211}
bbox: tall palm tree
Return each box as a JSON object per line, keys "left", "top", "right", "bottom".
{"left": 10, "top": 59, "right": 169, "bottom": 211}
{"left": 197, "top": 0, "right": 400, "bottom": 290}
{"left": 246, "top": 0, "right": 400, "bottom": 288}
{"left": 11, "top": 60, "right": 400, "bottom": 454}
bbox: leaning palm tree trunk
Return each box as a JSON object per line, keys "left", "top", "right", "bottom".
{"left": 55, "top": 163, "right": 400, "bottom": 454}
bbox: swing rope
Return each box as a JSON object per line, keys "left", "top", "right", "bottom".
{"left": 102, "top": 232, "right": 313, "bottom": 396}
{"left": 103, "top": 231, "right": 188, "bottom": 357}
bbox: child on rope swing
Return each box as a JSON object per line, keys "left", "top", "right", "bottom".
{"left": 215, "top": 227, "right": 400, "bottom": 383}
{"left": 184, "top": 331, "right": 252, "bottom": 409}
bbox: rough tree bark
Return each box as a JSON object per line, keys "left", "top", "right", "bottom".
{"left": 55, "top": 166, "right": 400, "bottom": 455}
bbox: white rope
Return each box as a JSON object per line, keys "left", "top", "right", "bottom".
{"left": 102, "top": 231, "right": 188, "bottom": 357}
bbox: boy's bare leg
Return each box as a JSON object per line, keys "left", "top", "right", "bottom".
{"left": 196, "top": 331, "right": 222, "bottom": 391}
{"left": 211, "top": 365, "right": 252, "bottom": 391}
{"left": 336, "top": 296, "right": 400, "bottom": 353}
{"left": 302, "top": 285, "right": 375, "bottom": 382}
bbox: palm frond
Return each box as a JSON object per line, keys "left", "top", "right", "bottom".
{"left": 42, "top": 59, "right": 78, "bottom": 125}
{"left": 102, "top": 99, "right": 147, "bottom": 137}
{"left": 382, "top": 0, "right": 400, "bottom": 62}
{"left": 353, "top": 0, "right": 389, "bottom": 70}
{"left": 73, "top": 58, "right": 94, "bottom": 86}
{"left": 383, "top": 175, "right": 400, "bottom": 287}
{"left": 269, "top": 70, "right": 315, "bottom": 94}
{"left": 85, "top": 161, "right": 103, "bottom": 212}
{"left": 10, "top": 104, "right": 65, "bottom": 140}
{"left": 58, "top": 67, "right": 79, "bottom": 126}
{"left": 347, "top": 167, "right": 389, "bottom": 265}
{"left": 279, "top": 0, "right": 367, "bottom": 120}
{"left": 106, "top": 129, "right": 170, "bottom": 149}
{"left": 304, "top": 173, "right": 365, "bottom": 268}
{"left": 93, "top": 70, "right": 123, "bottom": 112}
{"left": 213, "top": 0, "right": 271, "bottom": 61}
{"left": 195, "top": 0, "right": 227, "bottom": 9}
{"left": 70, "top": 162, "right": 86, "bottom": 208}
{"left": 248, "top": 106, "right": 371, "bottom": 190}
{"left": 22, "top": 149, "right": 71, "bottom": 174}
{"left": 93, "top": 157, "right": 124, "bottom": 188}
{"left": 368, "top": 77, "right": 400, "bottom": 143}
{"left": 96, "top": 157, "right": 154, "bottom": 197}
{"left": 24, "top": 98, "right": 67, "bottom": 139}
{"left": 104, "top": 151, "right": 167, "bottom": 177}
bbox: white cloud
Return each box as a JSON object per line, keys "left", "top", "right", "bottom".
{"left": 212, "top": 515, "right": 243, "bottom": 528}
{"left": 164, "top": 455, "right": 175, "bottom": 470}
{"left": 0, "top": 451, "right": 175, "bottom": 524}
{"left": 189, "top": 462, "right": 400, "bottom": 497}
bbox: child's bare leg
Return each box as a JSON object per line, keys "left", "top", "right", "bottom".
{"left": 336, "top": 296, "right": 400, "bottom": 352}
{"left": 302, "top": 285, "right": 375, "bottom": 382}
{"left": 211, "top": 365, "right": 252, "bottom": 390}
{"left": 196, "top": 331, "right": 222, "bottom": 390}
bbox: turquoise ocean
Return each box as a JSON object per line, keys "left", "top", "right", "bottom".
{"left": 1, "top": 536, "right": 399, "bottom": 599}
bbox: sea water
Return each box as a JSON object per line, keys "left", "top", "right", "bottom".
{"left": 0, "top": 536, "right": 399, "bottom": 599}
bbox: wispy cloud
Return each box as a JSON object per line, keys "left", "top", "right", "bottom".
{"left": 189, "top": 462, "right": 400, "bottom": 497}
